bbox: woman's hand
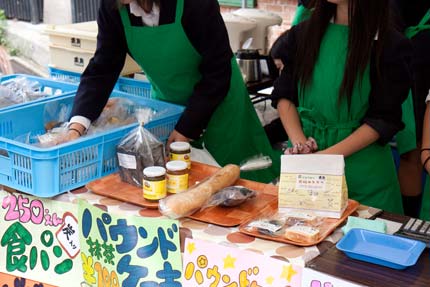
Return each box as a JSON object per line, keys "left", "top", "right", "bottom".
{"left": 284, "top": 137, "right": 318, "bottom": 155}
{"left": 56, "top": 122, "right": 86, "bottom": 145}
{"left": 166, "top": 129, "right": 190, "bottom": 153}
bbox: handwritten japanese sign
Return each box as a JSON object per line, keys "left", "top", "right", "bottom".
{"left": 0, "top": 190, "right": 81, "bottom": 286}
{"left": 182, "top": 238, "right": 302, "bottom": 287}
{"left": 0, "top": 272, "right": 57, "bottom": 287}
{"left": 78, "top": 199, "right": 182, "bottom": 287}
{"left": 301, "top": 268, "right": 367, "bottom": 287}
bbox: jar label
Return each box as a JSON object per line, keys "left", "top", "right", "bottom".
{"left": 170, "top": 153, "right": 191, "bottom": 169}
{"left": 167, "top": 173, "right": 189, "bottom": 193}
{"left": 143, "top": 179, "right": 166, "bottom": 200}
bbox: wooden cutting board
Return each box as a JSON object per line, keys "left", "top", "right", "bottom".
{"left": 238, "top": 199, "right": 360, "bottom": 246}
{"left": 87, "top": 161, "right": 278, "bottom": 227}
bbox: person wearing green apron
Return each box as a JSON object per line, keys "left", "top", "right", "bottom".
{"left": 291, "top": 0, "right": 314, "bottom": 26}
{"left": 392, "top": 1, "right": 430, "bottom": 217}
{"left": 67, "top": 0, "right": 280, "bottom": 183}
{"left": 271, "top": 0, "right": 412, "bottom": 213}
{"left": 264, "top": 0, "right": 315, "bottom": 145}
{"left": 406, "top": 7, "right": 430, "bottom": 219}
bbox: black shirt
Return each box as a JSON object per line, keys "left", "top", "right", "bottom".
{"left": 271, "top": 23, "right": 412, "bottom": 145}
{"left": 391, "top": 0, "right": 430, "bottom": 29}
{"left": 71, "top": 0, "right": 233, "bottom": 140}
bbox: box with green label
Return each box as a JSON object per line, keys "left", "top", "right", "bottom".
{"left": 278, "top": 154, "right": 348, "bottom": 218}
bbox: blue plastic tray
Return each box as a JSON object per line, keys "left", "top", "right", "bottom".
{"left": 48, "top": 67, "right": 151, "bottom": 98}
{"left": 0, "top": 74, "right": 78, "bottom": 112}
{"left": 0, "top": 90, "right": 184, "bottom": 197}
{"left": 336, "top": 228, "right": 426, "bottom": 270}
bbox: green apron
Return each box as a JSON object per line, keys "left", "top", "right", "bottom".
{"left": 394, "top": 11, "right": 430, "bottom": 155}
{"left": 407, "top": 9, "right": 430, "bottom": 220}
{"left": 119, "top": 0, "right": 280, "bottom": 183}
{"left": 297, "top": 24, "right": 403, "bottom": 213}
{"left": 396, "top": 91, "right": 416, "bottom": 155}
{"left": 291, "top": 4, "right": 312, "bottom": 26}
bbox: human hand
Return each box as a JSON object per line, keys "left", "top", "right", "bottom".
{"left": 56, "top": 122, "right": 86, "bottom": 145}
{"left": 166, "top": 129, "right": 190, "bottom": 153}
{"left": 284, "top": 137, "right": 318, "bottom": 155}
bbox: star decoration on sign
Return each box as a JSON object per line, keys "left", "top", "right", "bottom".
{"left": 223, "top": 254, "right": 237, "bottom": 269}
{"left": 187, "top": 242, "right": 196, "bottom": 254}
{"left": 280, "top": 264, "right": 297, "bottom": 282}
{"left": 266, "top": 276, "right": 275, "bottom": 285}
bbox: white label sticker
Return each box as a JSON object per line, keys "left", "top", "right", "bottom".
{"left": 295, "top": 174, "right": 326, "bottom": 191}
{"left": 117, "top": 153, "right": 137, "bottom": 169}
{"left": 248, "top": 220, "right": 283, "bottom": 233}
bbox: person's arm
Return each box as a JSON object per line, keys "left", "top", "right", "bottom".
{"left": 320, "top": 30, "right": 412, "bottom": 157}
{"left": 421, "top": 92, "right": 430, "bottom": 172}
{"left": 68, "top": 0, "right": 127, "bottom": 138}
{"left": 317, "top": 124, "right": 380, "bottom": 156}
{"left": 271, "top": 25, "right": 310, "bottom": 146}
{"left": 170, "top": 0, "right": 233, "bottom": 142}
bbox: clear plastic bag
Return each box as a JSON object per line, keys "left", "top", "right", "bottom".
{"left": 86, "top": 98, "right": 142, "bottom": 135}
{"left": 0, "top": 86, "right": 19, "bottom": 108}
{"left": 37, "top": 122, "right": 69, "bottom": 147}
{"left": 0, "top": 76, "right": 49, "bottom": 108}
{"left": 244, "top": 211, "right": 324, "bottom": 242}
{"left": 158, "top": 164, "right": 241, "bottom": 219}
{"left": 204, "top": 186, "right": 257, "bottom": 208}
{"left": 239, "top": 153, "right": 272, "bottom": 172}
{"left": 116, "top": 109, "right": 165, "bottom": 187}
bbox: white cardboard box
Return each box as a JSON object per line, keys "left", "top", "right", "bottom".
{"left": 278, "top": 154, "right": 348, "bottom": 218}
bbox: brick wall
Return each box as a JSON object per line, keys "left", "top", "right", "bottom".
{"left": 220, "top": 0, "right": 298, "bottom": 49}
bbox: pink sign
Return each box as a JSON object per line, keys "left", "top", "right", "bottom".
{"left": 182, "top": 238, "right": 302, "bottom": 287}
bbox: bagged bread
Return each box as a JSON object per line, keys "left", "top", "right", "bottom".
{"left": 159, "top": 164, "right": 240, "bottom": 219}
{"left": 284, "top": 224, "right": 320, "bottom": 244}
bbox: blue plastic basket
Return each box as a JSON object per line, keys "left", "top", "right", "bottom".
{"left": 0, "top": 91, "right": 184, "bottom": 197}
{"left": 48, "top": 67, "right": 152, "bottom": 98}
{"left": 48, "top": 67, "right": 82, "bottom": 83}
{"left": 0, "top": 74, "right": 78, "bottom": 112}
{"left": 114, "top": 77, "right": 151, "bottom": 98}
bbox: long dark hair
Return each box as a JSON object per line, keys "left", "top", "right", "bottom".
{"left": 295, "top": 0, "right": 389, "bottom": 106}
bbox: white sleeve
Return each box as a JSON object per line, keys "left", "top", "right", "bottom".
{"left": 69, "top": 116, "right": 91, "bottom": 130}
{"left": 426, "top": 89, "right": 430, "bottom": 103}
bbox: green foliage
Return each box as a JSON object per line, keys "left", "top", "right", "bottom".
{"left": 0, "top": 9, "right": 7, "bottom": 46}
{"left": 0, "top": 9, "right": 20, "bottom": 56}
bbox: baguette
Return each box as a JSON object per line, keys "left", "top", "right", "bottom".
{"left": 159, "top": 164, "right": 241, "bottom": 219}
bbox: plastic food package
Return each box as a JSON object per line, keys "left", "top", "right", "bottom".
{"left": 204, "top": 186, "right": 257, "bottom": 207}
{"left": 37, "top": 123, "right": 69, "bottom": 147}
{"left": 86, "top": 98, "right": 141, "bottom": 135}
{"left": 34, "top": 98, "right": 150, "bottom": 147}
{"left": 159, "top": 164, "right": 241, "bottom": 219}
{"left": 116, "top": 109, "right": 165, "bottom": 187}
{"left": 0, "top": 76, "right": 50, "bottom": 108}
{"left": 244, "top": 211, "right": 323, "bottom": 241}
